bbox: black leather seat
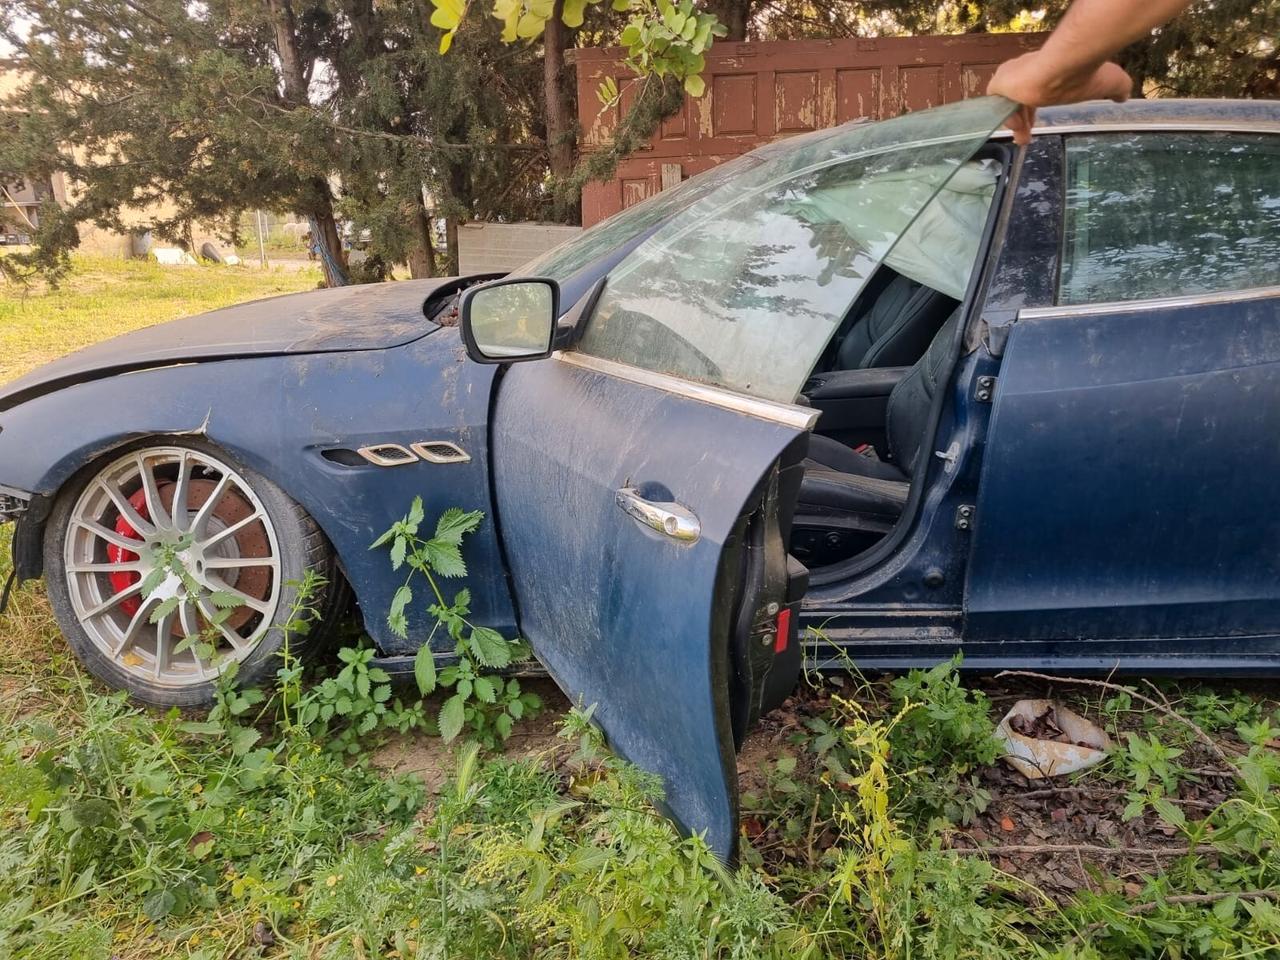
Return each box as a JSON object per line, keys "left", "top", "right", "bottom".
{"left": 797, "top": 310, "right": 959, "bottom": 537}
{"left": 834, "top": 273, "right": 958, "bottom": 370}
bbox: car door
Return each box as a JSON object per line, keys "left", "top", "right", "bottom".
{"left": 486, "top": 98, "right": 1013, "bottom": 862}
{"left": 968, "top": 130, "right": 1280, "bottom": 647}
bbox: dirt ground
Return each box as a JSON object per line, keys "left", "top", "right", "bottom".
{"left": 375, "top": 671, "right": 1273, "bottom": 899}
{"left": 737, "top": 674, "right": 1277, "bottom": 902}
{"left": 372, "top": 678, "right": 572, "bottom": 793}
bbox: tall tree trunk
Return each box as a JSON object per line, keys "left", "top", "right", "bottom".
{"left": 445, "top": 217, "right": 459, "bottom": 276}
{"left": 444, "top": 164, "right": 468, "bottom": 275}
{"left": 310, "top": 197, "right": 348, "bottom": 287}
{"left": 268, "top": 0, "right": 309, "bottom": 103}
{"left": 408, "top": 193, "right": 437, "bottom": 279}
{"left": 543, "top": 0, "right": 578, "bottom": 222}
{"left": 269, "top": 0, "right": 348, "bottom": 283}
{"left": 706, "top": 0, "right": 750, "bottom": 41}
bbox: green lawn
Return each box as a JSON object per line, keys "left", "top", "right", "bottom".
{"left": 0, "top": 256, "right": 322, "bottom": 384}
{"left": 0, "top": 258, "right": 1278, "bottom": 959}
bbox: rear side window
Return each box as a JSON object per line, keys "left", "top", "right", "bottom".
{"left": 1059, "top": 133, "right": 1280, "bottom": 305}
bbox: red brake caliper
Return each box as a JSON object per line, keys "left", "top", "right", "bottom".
{"left": 107, "top": 488, "right": 150, "bottom": 616}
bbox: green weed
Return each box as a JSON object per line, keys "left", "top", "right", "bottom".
{"left": 374, "top": 496, "right": 541, "bottom": 746}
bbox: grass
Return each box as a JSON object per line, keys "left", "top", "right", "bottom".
{"left": 1, "top": 257, "right": 1278, "bottom": 958}
{"left": 0, "top": 256, "right": 321, "bottom": 384}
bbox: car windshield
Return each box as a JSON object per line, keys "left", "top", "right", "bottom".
{"left": 571, "top": 96, "right": 1013, "bottom": 403}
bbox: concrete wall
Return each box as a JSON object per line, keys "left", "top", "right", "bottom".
{"left": 458, "top": 222, "right": 583, "bottom": 275}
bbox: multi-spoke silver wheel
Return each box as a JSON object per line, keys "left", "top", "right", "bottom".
{"left": 62, "top": 446, "right": 282, "bottom": 688}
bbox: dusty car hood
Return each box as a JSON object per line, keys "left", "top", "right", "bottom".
{"left": 0, "top": 277, "right": 455, "bottom": 412}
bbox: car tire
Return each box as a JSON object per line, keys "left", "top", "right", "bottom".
{"left": 44, "top": 437, "right": 348, "bottom": 707}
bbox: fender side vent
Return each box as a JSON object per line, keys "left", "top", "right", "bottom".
{"left": 320, "top": 448, "right": 367, "bottom": 467}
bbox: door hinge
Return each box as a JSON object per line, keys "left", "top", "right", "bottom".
{"left": 954, "top": 504, "right": 976, "bottom": 531}
{"left": 975, "top": 375, "right": 996, "bottom": 403}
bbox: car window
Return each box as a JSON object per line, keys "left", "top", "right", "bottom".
{"left": 1060, "top": 133, "right": 1280, "bottom": 305}
{"left": 516, "top": 154, "right": 761, "bottom": 284}
{"left": 572, "top": 96, "right": 1012, "bottom": 404}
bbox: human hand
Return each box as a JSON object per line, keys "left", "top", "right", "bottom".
{"left": 987, "top": 52, "right": 1133, "bottom": 145}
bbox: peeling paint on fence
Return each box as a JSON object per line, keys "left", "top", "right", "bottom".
{"left": 570, "top": 33, "right": 1047, "bottom": 226}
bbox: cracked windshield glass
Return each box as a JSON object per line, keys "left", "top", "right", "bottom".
{"left": 576, "top": 96, "right": 1014, "bottom": 403}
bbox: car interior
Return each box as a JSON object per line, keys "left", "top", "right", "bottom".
{"left": 788, "top": 148, "right": 1007, "bottom": 572}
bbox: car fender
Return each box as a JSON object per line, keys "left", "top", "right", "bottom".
{"left": 0, "top": 329, "right": 515, "bottom": 651}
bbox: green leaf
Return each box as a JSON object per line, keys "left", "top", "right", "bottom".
{"left": 683, "top": 73, "right": 705, "bottom": 97}
{"left": 148, "top": 595, "right": 181, "bottom": 624}
{"left": 424, "top": 540, "right": 467, "bottom": 577}
{"left": 142, "top": 888, "right": 177, "bottom": 921}
{"left": 355, "top": 671, "right": 371, "bottom": 699}
{"left": 561, "top": 0, "right": 587, "bottom": 27}
{"left": 390, "top": 535, "right": 407, "bottom": 570}
{"left": 434, "top": 507, "right": 483, "bottom": 545}
{"left": 515, "top": 10, "right": 543, "bottom": 36}
{"left": 473, "top": 676, "right": 497, "bottom": 703}
{"left": 389, "top": 609, "right": 408, "bottom": 639}
{"left": 1213, "top": 893, "right": 1239, "bottom": 921}
{"left": 229, "top": 726, "right": 261, "bottom": 757}
{"left": 208, "top": 590, "right": 242, "bottom": 609}
{"left": 139, "top": 565, "right": 167, "bottom": 597}
{"left": 69, "top": 797, "right": 115, "bottom": 828}
{"left": 1151, "top": 795, "right": 1186, "bottom": 830}
{"left": 469, "top": 626, "right": 513, "bottom": 668}
{"left": 407, "top": 495, "right": 425, "bottom": 532}
{"left": 439, "top": 694, "right": 466, "bottom": 742}
{"left": 369, "top": 526, "right": 396, "bottom": 549}
{"left": 388, "top": 584, "right": 413, "bottom": 638}
{"left": 179, "top": 720, "right": 225, "bottom": 736}
{"left": 414, "top": 645, "right": 437, "bottom": 696}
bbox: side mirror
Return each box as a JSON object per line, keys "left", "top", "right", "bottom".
{"left": 460, "top": 277, "right": 559, "bottom": 364}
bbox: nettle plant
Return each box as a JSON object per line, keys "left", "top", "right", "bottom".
{"left": 141, "top": 534, "right": 244, "bottom": 662}
{"left": 375, "top": 496, "right": 541, "bottom": 746}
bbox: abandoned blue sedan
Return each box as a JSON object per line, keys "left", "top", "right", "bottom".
{"left": 2, "top": 96, "right": 1278, "bottom": 861}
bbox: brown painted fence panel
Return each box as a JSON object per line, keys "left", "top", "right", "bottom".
{"left": 571, "top": 33, "right": 1046, "bottom": 226}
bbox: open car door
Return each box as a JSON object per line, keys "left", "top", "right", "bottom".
{"left": 471, "top": 97, "right": 1013, "bottom": 862}
{"left": 494, "top": 363, "right": 812, "bottom": 861}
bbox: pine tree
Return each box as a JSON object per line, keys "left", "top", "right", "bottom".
{"left": 0, "top": 0, "right": 552, "bottom": 284}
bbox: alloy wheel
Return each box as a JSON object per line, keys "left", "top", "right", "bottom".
{"left": 63, "top": 446, "right": 282, "bottom": 687}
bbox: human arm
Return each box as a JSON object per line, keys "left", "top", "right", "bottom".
{"left": 987, "top": 0, "right": 1193, "bottom": 144}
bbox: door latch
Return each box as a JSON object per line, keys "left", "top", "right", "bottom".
{"left": 934, "top": 441, "right": 961, "bottom": 474}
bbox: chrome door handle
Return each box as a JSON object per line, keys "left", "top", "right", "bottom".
{"left": 615, "top": 487, "right": 701, "bottom": 543}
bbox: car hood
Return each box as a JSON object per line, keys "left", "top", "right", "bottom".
{"left": 0, "top": 277, "right": 456, "bottom": 413}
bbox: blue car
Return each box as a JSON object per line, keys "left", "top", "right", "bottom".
{"left": 2, "top": 96, "right": 1278, "bottom": 860}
